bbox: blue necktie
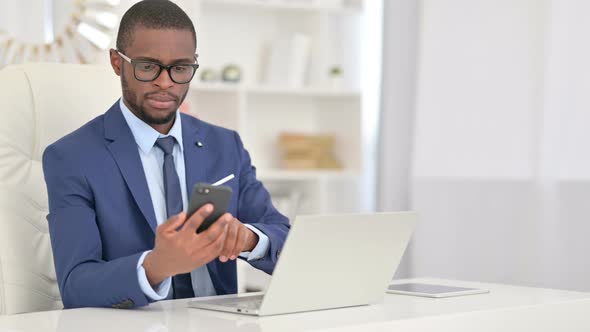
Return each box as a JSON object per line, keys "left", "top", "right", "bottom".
{"left": 154, "top": 136, "right": 195, "bottom": 299}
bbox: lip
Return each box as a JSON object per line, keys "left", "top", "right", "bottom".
{"left": 147, "top": 93, "right": 176, "bottom": 102}
{"left": 146, "top": 94, "right": 177, "bottom": 109}
{"left": 146, "top": 98, "right": 176, "bottom": 109}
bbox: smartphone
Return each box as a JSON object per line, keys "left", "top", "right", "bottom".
{"left": 187, "top": 183, "right": 232, "bottom": 233}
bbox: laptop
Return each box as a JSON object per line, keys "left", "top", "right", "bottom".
{"left": 188, "top": 212, "right": 416, "bottom": 316}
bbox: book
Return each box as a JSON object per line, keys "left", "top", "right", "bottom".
{"left": 264, "top": 33, "right": 311, "bottom": 88}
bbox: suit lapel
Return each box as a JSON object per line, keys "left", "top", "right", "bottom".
{"left": 181, "top": 114, "right": 207, "bottom": 198}
{"left": 104, "top": 103, "right": 158, "bottom": 233}
{"left": 180, "top": 114, "right": 225, "bottom": 288}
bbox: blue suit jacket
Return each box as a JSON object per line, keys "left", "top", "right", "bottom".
{"left": 42, "top": 101, "right": 290, "bottom": 309}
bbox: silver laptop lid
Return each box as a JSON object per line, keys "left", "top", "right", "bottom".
{"left": 258, "top": 212, "right": 416, "bottom": 316}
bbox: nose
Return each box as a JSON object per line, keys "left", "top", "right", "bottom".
{"left": 153, "top": 68, "right": 174, "bottom": 89}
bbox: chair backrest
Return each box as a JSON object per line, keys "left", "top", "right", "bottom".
{"left": 0, "top": 63, "right": 120, "bottom": 315}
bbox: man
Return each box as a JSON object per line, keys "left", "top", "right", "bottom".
{"left": 42, "top": 0, "right": 290, "bottom": 309}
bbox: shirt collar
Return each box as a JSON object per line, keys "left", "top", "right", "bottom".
{"left": 119, "top": 98, "right": 184, "bottom": 154}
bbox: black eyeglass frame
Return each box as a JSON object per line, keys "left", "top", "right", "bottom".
{"left": 116, "top": 50, "right": 199, "bottom": 84}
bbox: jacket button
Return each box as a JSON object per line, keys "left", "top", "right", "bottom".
{"left": 112, "top": 299, "right": 134, "bottom": 309}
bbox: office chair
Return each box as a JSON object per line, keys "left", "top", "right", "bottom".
{"left": 0, "top": 63, "right": 119, "bottom": 314}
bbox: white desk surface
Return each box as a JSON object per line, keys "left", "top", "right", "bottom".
{"left": 1, "top": 278, "right": 589, "bottom": 332}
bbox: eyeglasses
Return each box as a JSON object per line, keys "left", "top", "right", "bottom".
{"left": 116, "top": 50, "right": 199, "bottom": 84}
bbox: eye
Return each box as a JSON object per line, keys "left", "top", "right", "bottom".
{"left": 138, "top": 63, "right": 157, "bottom": 71}
{"left": 173, "top": 66, "right": 188, "bottom": 73}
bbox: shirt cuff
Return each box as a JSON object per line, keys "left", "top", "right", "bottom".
{"left": 137, "top": 250, "right": 172, "bottom": 301}
{"left": 240, "top": 224, "right": 270, "bottom": 261}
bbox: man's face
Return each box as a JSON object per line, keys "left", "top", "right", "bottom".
{"left": 110, "top": 27, "right": 196, "bottom": 127}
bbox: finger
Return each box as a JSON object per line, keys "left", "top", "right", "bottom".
{"left": 201, "top": 223, "right": 229, "bottom": 261}
{"left": 182, "top": 204, "right": 213, "bottom": 234}
{"left": 232, "top": 226, "right": 248, "bottom": 259}
{"left": 158, "top": 212, "right": 186, "bottom": 233}
{"left": 190, "top": 213, "right": 232, "bottom": 253}
{"left": 199, "top": 213, "right": 233, "bottom": 243}
{"left": 229, "top": 223, "right": 246, "bottom": 259}
{"left": 221, "top": 221, "right": 239, "bottom": 261}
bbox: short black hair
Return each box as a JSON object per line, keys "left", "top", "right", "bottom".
{"left": 116, "top": 0, "right": 196, "bottom": 53}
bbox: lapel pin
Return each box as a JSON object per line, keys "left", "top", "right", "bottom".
{"left": 196, "top": 141, "right": 204, "bottom": 148}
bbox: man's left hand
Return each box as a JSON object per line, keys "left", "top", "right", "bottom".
{"left": 219, "top": 216, "right": 259, "bottom": 262}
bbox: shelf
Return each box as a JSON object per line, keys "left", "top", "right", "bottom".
{"left": 247, "top": 85, "right": 361, "bottom": 98}
{"left": 191, "top": 83, "right": 360, "bottom": 98}
{"left": 257, "top": 169, "right": 359, "bottom": 181}
{"left": 201, "top": 0, "right": 362, "bottom": 15}
{"left": 190, "top": 83, "right": 241, "bottom": 93}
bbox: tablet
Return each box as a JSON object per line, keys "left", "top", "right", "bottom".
{"left": 387, "top": 283, "right": 489, "bottom": 298}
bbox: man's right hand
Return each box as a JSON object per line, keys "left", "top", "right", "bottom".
{"left": 143, "top": 204, "right": 232, "bottom": 287}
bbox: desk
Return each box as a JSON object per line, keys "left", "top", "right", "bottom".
{"left": 1, "top": 278, "right": 589, "bottom": 332}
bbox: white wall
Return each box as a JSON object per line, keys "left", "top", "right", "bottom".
{"left": 407, "top": 0, "right": 590, "bottom": 291}
{"left": 377, "top": 0, "right": 419, "bottom": 278}
{"left": 413, "top": 0, "right": 544, "bottom": 179}
{"left": 378, "top": 0, "right": 418, "bottom": 212}
{"left": 0, "top": 1, "right": 49, "bottom": 43}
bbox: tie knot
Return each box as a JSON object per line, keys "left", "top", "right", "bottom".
{"left": 155, "top": 136, "right": 176, "bottom": 155}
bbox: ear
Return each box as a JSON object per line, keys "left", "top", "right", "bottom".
{"left": 109, "top": 49, "right": 122, "bottom": 76}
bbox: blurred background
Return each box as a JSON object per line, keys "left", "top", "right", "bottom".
{"left": 1, "top": 0, "right": 588, "bottom": 293}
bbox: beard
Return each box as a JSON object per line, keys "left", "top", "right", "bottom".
{"left": 121, "top": 72, "right": 188, "bottom": 125}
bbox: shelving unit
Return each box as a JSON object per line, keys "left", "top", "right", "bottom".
{"left": 184, "top": 0, "right": 370, "bottom": 217}
{"left": 188, "top": 83, "right": 362, "bottom": 211}
{"left": 184, "top": 0, "right": 380, "bottom": 292}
